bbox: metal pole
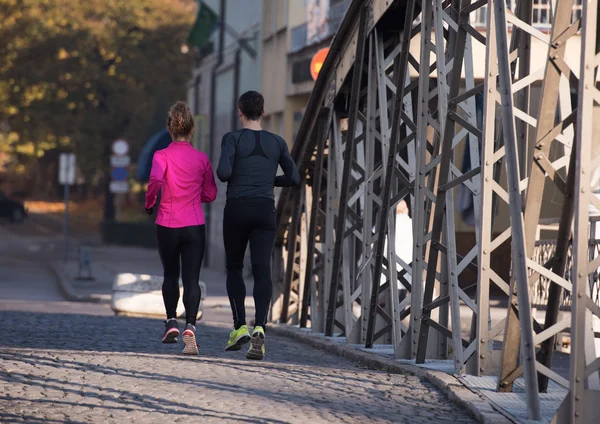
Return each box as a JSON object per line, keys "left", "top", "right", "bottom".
{"left": 63, "top": 182, "right": 69, "bottom": 263}
{"left": 493, "top": 0, "right": 540, "bottom": 418}
{"left": 115, "top": 193, "right": 121, "bottom": 222}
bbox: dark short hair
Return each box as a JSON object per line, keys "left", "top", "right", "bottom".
{"left": 238, "top": 91, "right": 264, "bottom": 121}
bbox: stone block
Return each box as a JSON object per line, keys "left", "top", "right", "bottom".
{"left": 111, "top": 273, "right": 206, "bottom": 319}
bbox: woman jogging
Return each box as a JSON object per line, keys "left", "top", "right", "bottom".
{"left": 217, "top": 91, "right": 300, "bottom": 360}
{"left": 145, "top": 101, "right": 218, "bottom": 355}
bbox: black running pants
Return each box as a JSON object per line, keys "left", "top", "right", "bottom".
{"left": 157, "top": 224, "right": 205, "bottom": 326}
{"left": 223, "top": 197, "right": 276, "bottom": 330}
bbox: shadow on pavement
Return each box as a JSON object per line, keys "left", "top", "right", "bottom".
{"left": 0, "top": 309, "right": 352, "bottom": 372}
{"left": 0, "top": 309, "right": 476, "bottom": 423}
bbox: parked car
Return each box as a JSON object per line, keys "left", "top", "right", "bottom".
{"left": 0, "top": 191, "right": 27, "bottom": 222}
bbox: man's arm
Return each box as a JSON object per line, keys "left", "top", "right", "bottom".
{"left": 216, "top": 133, "right": 236, "bottom": 182}
{"left": 274, "top": 138, "right": 300, "bottom": 187}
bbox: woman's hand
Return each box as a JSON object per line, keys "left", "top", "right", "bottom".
{"left": 146, "top": 207, "right": 153, "bottom": 215}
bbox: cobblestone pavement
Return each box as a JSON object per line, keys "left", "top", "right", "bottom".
{"left": 0, "top": 301, "right": 476, "bottom": 424}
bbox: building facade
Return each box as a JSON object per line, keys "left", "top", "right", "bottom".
{"left": 187, "top": 0, "right": 263, "bottom": 269}
{"left": 261, "top": 0, "right": 352, "bottom": 147}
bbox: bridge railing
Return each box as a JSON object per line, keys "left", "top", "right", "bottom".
{"left": 271, "top": 0, "right": 600, "bottom": 421}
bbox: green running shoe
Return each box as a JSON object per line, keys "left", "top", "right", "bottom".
{"left": 246, "top": 326, "right": 265, "bottom": 360}
{"left": 225, "top": 325, "right": 251, "bottom": 351}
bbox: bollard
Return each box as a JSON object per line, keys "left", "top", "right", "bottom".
{"left": 76, "top": 244, "right": 94, "bottom": 281}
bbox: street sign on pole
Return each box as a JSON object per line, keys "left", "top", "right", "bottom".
{"left": 109, "top": 181, "right": 129, "bottom": 193}
{"left": 110, "top": 139, "right": 130, "bottom": 222}
{"left": 58, "top": 153, "right": 76, "bottom": 263}
{"left": 112, "top": 139, "right": 129, "bottom": 156}
{"left": 59, "top": 153, "right": 76, "bottom": 185}
{"left": 111, "top": 167, "right": 128, "bottom": 182}
{"left": 110, "top": 155, "right": 131, "bottom": 167}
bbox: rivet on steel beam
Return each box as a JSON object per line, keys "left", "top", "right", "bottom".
{"left": 480, "top": 367, "right": 485, "bottom": 372}
{"left": 481, "top": 339, "right": 485, "bottom": 344}
{"left": 483, "top": 250, "right": 488, "bottom": 255}
{"left": 578, "top": 292, "right": 583, "bottom": 298}
{"left": 575, "top": 412, "right": 580, "bottom": 417}
{"left": 480, "top": 354, "right": 485, "bottom": 359}
{"left": 579, "top": 272, "right": 584, "bottom": 278}
{"left": 576, "top": 378, "right": 581, "bottom": 383}
{"left": 575, "top": 396, "right": 580, "bottom": 401}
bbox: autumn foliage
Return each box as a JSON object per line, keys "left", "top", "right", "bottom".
{"left": 0, "top": 0, "right": 196, "bottom": 196}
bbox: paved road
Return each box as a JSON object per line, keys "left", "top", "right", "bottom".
{"left": 0, "top": 301, "right": 476, "bottom": 424}
{"left": 0, "top": 215, "right": 477, "bottom": 423}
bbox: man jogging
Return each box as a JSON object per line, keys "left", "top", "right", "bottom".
{"left": 217, "top": 91, "right": 300, "bottom": 360}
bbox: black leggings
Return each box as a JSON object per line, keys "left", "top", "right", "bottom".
{"left": 223, "top": 197, "right": 276, "bottom": 329}
{"left": 157, "top": 224, "right": 205, "bottom": 326}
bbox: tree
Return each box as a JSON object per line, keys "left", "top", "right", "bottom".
{"left": 0, "top": 0, "right": 196, "bottom": 196}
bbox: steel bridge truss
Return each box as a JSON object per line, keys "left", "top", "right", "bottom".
{"left": 271, "top": 0, "right": 600, "bottom": 421}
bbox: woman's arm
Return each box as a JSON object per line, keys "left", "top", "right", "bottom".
{"left": 145, "top": 151, "right": 167, "bottom": 210}
{"left": 216, "top": 133, "right": 236, "bottom": 182}
{"left": 201, "top": 160, "right": 218, "bottom": 203}
{"left": 274, "top": 138, "right": 300, "bottom": 187}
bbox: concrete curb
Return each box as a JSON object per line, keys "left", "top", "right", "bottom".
{"left": 269, "top": 325, "right": 514, "bottom": 424}
{"left": 48, "top": 261, "right": 109, "bottom": 304}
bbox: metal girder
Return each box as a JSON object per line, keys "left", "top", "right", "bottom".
{"left": 509, "top": 0, "right": 579, "bottom": 394}
{"left": 324, "top": 4, "right": 369, "bottom": 338}
{"left": 272, "top": 0, "right": 600, "bottom": 420}
{"left": 555, "top": 0, "right": 600, "bottom": 421}
{"left": 492, "top": 0, "right": 541, "bottom": 418}
{"left": 299, "top": 107, "right": 331, "bottom": 329}
{"left": 365, "top": 0, "right": 418, "bottom": 350}
{"left": 415, "top": 0, "right": 483, "bottom": 371}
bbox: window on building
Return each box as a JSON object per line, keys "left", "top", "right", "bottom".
{"left": 470, "top": 1, "right": 583, "bottom": 29}
{"left": 291, "top": 57, "right": 313, "bottom": 83}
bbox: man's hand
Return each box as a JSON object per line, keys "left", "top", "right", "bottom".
{"left": 146, "top": 207, "right": 153, "bottom": 215}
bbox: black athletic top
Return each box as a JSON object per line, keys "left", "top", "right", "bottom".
{"left": 216, "top": 129, "right": 300, "bottom": 200}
